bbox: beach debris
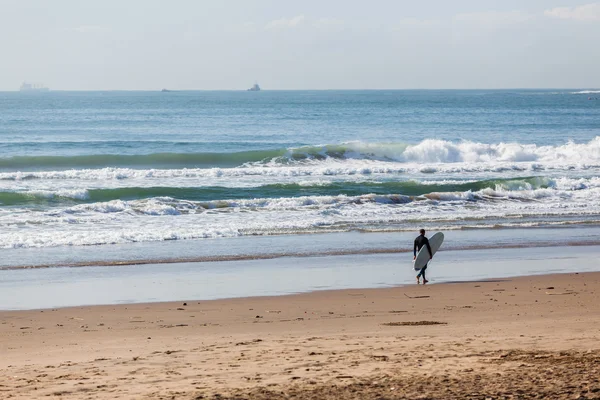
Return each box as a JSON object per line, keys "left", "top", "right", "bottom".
{"left": 546, "top": 287, "right": 555, "bottom": 290}
{"left": 177, "top": 308, "right": 185, "bottom": 311}
{"left": 404, "top": 293, "right": 430, "bottom": 299}
{"left": 382, "top": 321, "right": 447, "bottom": 327}
{"left": 546, "top": 291, "right": 577, "bottom": 295}
{"left": 158, "top": 324, "right": 188, "bottom": 328}
{"left": 183, "top": 302, "right": 187, "bottom": 306}
{"left": 371, "top": 355, "right": 389, "bottom": 361}
{"left": 255, "top": 315, "right": 263, "bottom": 319}
{"left": 266, "top": 310, "right": 281, "bottom": 313}
{"left": 235, "top": 339, "right": 263, "bottom": 346}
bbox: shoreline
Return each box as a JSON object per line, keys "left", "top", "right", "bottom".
{"left": 2, "top": 244, "right": 600, "bottom": 311}
{"left": 4, "top": 240, "right": 600, "bottom": 271}
{"left": 0, "top": 270, "right": 595, "bottom": 314}
{"left": 2, "top": 225, "right": 600, "bottom": 271}
{"left": 1, "top": 272, "right": 599, "bottom": 399}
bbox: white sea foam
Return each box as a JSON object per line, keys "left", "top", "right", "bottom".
{"left": 2, "top": 175, "right": 600, "bottom": 205}
{"left": 2, "top": 139, "right": 600, "bottom": 187}
{"left": 572, "top": 90, "right": 600, "bottom": 94}
{"left": 26, "top": 189, "right": 90, "bottom": 200}
{"left": 2, "top": 138, "right": 600, "bottom": 249}
{"left": 2, "top": 175, "right": 600, "bottom": 249}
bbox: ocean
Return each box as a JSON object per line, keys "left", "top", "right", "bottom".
{"left": 1, "top": 89, "right": 600, "bottom": 270}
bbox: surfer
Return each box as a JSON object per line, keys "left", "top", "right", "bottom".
{"left": 414, "top": 229, "right": 433, "bottom": 284}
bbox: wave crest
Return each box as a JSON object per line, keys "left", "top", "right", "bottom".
{"left": 2, "top": 138, "right": 600, "bottom": 171}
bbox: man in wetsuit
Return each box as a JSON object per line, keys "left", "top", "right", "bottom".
{"left": 414, "top": 228, "right": 433, "bottom": 285}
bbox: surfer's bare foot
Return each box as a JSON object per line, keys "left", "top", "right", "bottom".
{"left": 423, "top": 279, "right": 429, "bottom": 284}
{"left": 416, "top": 277, "right": 420, "bottom": 284}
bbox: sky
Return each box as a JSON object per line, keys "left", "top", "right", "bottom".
{"left": 0, "top": 0, "right": 599, "bottom": 90}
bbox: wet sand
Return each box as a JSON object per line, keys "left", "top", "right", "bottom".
{"left": 1, "top": 272, "right": 599, "bottom": 399}
{"left": 3, "top": 245, "right": 600, "bottom": 310}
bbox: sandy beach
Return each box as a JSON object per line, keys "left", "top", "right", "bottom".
{"left": 1, "top": 271, "right": 599, "bottom": 399}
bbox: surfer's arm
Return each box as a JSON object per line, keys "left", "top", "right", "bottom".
{"left": 413, "top": 239, "right": 418, "bottom": 257}
{"left": 425, "top": 239, "right": 433, "bottom": 259}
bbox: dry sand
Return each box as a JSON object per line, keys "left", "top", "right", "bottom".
{"left": 1, "top": 272, "right": 599, "bottom": 399}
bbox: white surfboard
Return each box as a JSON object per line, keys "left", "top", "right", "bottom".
{"left": 413, "top": 232, "right": 444, "bottom": 271}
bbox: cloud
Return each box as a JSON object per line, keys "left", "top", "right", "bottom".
{"left": 454, "top": 10, "right": 532, "bottom": 25}
{"left": 544, "top": 3, "right": 600, "bottom": 21}
{"left": 265, "top": 15, "right": 305, "bottom": 30}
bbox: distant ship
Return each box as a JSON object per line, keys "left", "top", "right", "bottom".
{"left": 20, "top": 82, "right": 49, "bottom": 92}
{"left": 247, "top": 83, "right": 261, "bottom": 91}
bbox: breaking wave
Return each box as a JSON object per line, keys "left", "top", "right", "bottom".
{"left": 2, "top": 176, "right": 597, "bottom": 206}
{"left": 572, "top": 90, "right": 600, "bottom": 94}
{"left": 2, "top": 137, "right": 600, "bottom": 171}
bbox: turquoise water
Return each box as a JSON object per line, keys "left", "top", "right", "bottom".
{"left": 1, "top": 89, "right": 600, "bottom": 255}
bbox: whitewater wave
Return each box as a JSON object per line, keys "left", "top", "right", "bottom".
{"left": 2, "top": 138, "right": 600, "bottom": 171}
{"left": 572, "top": 90, "right": 600, "bottom": 94}
{"left": 2, "top": 190, "right": 600, "bottom": 248}
{"left": 3, "top": 138, "right": 600, "bottom": 249}
{"left": 0, "top": 177, "right": 598, "bottom": 214}
{"left": 2, "top": 174, "right": 600, "bottom": 248}
{"left": 3, "top": 176, "right": 600, "bottom": 206}
{"left": 251, "top": 138, "right": 600, "bottom": 166}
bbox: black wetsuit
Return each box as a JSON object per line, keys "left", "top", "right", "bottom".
{"left": 414, "top": 234, "right": 432, "bottom": 280}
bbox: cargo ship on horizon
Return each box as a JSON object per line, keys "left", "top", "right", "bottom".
{"left": 247, "top": 83, "right": 261, "bottom": 91}
{"left": 20, "top": 82, "right": 49, "bottom": 92}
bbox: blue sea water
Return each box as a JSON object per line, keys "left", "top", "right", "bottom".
{"left": 2, "top": 90, "right": 599, "bottom": 158}
{"left": 1, "top": 89, "right": 600, "bottom": 263}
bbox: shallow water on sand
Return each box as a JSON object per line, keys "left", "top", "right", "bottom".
{"left": 2, "top": 226, "right": 600, "bottom": 270}
{"left": 1, "top": 244, "right": 598, "bottom": 310}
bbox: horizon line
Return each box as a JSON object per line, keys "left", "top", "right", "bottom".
{"left": 2, "top": 87, "right": 599, "bottom": 93}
